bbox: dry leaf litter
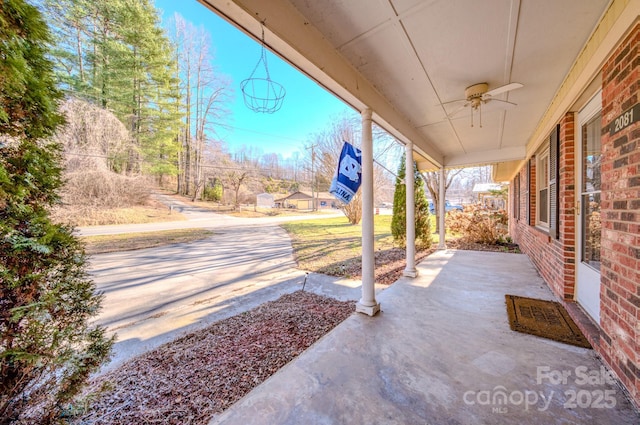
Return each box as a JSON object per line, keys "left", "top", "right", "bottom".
{"left": 69, "top": 291, "right": 354, "bottom": 425}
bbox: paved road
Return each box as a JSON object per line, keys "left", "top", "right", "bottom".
{"left": 78, "top": 194, "right": 344, "bottom": 236}
{"left": 86, "top": 194, "right": 382, "bottom": 372}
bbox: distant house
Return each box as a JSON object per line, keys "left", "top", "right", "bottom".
{"left": 472, "top": 183, "right": 506, "bottom": 210}
{"left": 256, "top": 193, "right": 275, "bottom": 208}
{"left": 274, "top": 191, "right": 337, "bottom": 210}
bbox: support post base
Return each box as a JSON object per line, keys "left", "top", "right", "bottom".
{"left": 356, "top": 302, "right": 380, "bottom": 316}
{"left": 403, "top": 268, "right": 418, "bottom": 278}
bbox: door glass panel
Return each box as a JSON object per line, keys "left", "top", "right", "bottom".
{"left": 582, "top": 192, "right": 601, "bottom": 271}
{"left": 582, "top": 114, "right": 602, "bottom": 192}
{"left": 581, "top": 112, "right": 602, "bottom": 272}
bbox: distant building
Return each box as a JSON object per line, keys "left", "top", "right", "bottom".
{"left": 256, "top": 193, "right": 275, "bottom": 208}
{"left": 274, "top": 191, "right": 337, "bottom": 210}
{"left": 472, "top": 183, "right": 506, "bottom": 210}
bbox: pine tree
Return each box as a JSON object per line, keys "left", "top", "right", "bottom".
{"left": 41, "top": 0, "right": 183, "bottom": 177}
{"left": 391, "top": 156, "right": 432, "bottom": 247}
{"left": 414, "top": 163, "right": 432, "bottom": 247}
{"left": 391, "top": 156, "right": 408, "bottom": 242}
{"left": 0, "top": 1, "right": 113, "bottom": 423}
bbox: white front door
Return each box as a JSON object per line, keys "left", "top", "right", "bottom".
{"left": 576, "top": 91, "right": 602, "bottom": 324}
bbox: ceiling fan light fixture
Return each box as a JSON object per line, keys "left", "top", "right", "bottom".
{"left": 446, "top": 81, "right": 523, "bottom": 127}
{"left": 464, "top": 83, "right": 489, "bottom": 102}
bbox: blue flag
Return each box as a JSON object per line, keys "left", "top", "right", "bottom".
{"left": 329, "top": 141, "right": 362, "bottom": 204}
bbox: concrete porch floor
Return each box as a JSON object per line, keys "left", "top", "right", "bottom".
{"left": 210, "top": 250, "right": 639, "bottom": 424}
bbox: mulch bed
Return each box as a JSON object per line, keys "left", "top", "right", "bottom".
{"left": 68, "top": 291, "right": 354, "bottom": 425}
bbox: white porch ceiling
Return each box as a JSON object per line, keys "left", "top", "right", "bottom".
{"left": 199, "top": 0, "right": 612, "bottom": 169}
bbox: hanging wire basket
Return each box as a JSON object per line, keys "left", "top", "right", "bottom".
{"left": 241, "top": 26, "right": 286, "bottom": 114}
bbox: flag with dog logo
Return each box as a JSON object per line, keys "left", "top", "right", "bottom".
{"left": 329, "top": 141, "right": 362, "bottom": 204}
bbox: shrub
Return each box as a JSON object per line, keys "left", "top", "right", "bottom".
{"left": 0, "top": 2, "right": 113, "bottom": 423}
{"left": 202, "top": 183, "right": 223, "bottom": 202}
{"left": 446, "top": 204, "right": 508, "bottom": 245}
{"left": 61, "top": 170, "right": 151, "bottom": 208}
{"left": 391, "top": 157, "right": 431, "bottom": 248}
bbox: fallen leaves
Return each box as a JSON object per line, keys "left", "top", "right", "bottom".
{"left": 323, "top": 246, "right": 437, "bottom": 285}
{"left": 69, "top": 291, "right": 354, "bottom": 425}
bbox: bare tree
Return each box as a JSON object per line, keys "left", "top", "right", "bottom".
{"left": 223, "top": 165, "right": 253, "bottom": 208}
{"left": 306, "top": 113, "right": 399, "bottom": 224}
{"left": 261, "top": 152, "right": 281, "bottom": 178}
{"left": 421, "top": 169, "right": 464, "bottom": 232}
{"left": 169, "top": 14, "right": 231, "bottom": 199}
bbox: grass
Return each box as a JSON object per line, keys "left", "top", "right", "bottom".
{"left": 282, "top": 215, "right": 398, "bottom": 276}
{"left": 52, "top": 202, "right": 187, "bottom": 227}
{"left": 81, "top": 229, "right": 215, "bottom": 255}
{"left": 281, "top": 214, "right": 458, "bottom": 281}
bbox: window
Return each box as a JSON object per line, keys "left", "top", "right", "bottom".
{"left": 537, "top": 149, "right": 550, "bottom": 228}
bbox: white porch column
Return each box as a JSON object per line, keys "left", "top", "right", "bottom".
{"left": 356, "top": 108, "right": 380, "bottom": 316}
{"left": 403, "top": 141, "right": 418, "bottom": 277}
{"left": 438, "top": 167, "right": 447, "bottom": 250}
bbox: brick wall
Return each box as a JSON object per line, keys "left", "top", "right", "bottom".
{"left": 510, "top": 114, "right": 576, "bottom": 301}
{"left": 510, "top": 22, "right": 639, "bottom": 407}
{"left": 558, "top": 116, "right": 576, "bottom": 298}
{"left": 599, "top": 22, "right": 639, "bottom": 405}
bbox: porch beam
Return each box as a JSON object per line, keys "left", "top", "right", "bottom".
{"left": 444, "top": 146, "right": 526, "bottom": 168}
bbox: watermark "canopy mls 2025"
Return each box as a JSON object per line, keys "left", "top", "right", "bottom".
{"left": 463, "top": 365, "right": 618, "bottom": 414}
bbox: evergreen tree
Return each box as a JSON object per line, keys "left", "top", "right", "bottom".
{"left": 391, "top": 156, "right": 432, "bottom": 247}
{"left": 0, "top": 1, "right": 113, "bottom": 423}
{"left": 414, "top": 163, "right": 432, "bottom": 247}
{"left": 41, "top": 0, "right": 183, "bottom": 177}
{"left": 391, "top": 156, "right": 408, "bottom": 241}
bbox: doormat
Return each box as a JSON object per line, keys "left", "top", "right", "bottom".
{"left": 505, "top": 295, "right": 591, "bottom": 349}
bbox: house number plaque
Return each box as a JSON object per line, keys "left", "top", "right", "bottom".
{"left": 609, "top": 103, "right": 639, "bottom": 136}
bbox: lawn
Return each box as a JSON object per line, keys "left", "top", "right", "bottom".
{"left": 282, "top": 215, "right": 393, "bottom": 274}
{"left": 281, "top": 215, "right": 438, "bottom": 283}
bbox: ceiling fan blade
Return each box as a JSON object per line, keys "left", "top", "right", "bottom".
{"left": 446, "top": 102, "right": 470, "bottom": 118}
{"left": 485, "top": 98, "right": 517, "bottom": 109}
{"left": 442, "top": 98, "right": 467, "bottom": 106}
{"left": 485, "top": 82, "right": 523, "bottom": 97}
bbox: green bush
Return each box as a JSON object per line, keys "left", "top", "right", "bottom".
{"left": 391, "top": 157, "right": 432, "bottom": 248}
{"left": 202, "top": 183, "right": 223, "bottom": 202}
{"left": 0, "top": 2, "right": 113, "bottom": 423}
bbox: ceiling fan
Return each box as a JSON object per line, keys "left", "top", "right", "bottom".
{"left": 445, "top": 82, "right": 523, "bottom": 127}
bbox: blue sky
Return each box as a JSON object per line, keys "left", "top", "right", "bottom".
{"left": 154, "top": 0, "right": 354, "bottom": 160}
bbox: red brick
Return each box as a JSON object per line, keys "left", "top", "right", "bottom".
{"left": 510, "top": 22, "right": 640, "bottom": 408}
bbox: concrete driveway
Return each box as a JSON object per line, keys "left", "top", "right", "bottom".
{"left": 90, "top": 225, "right": 300, "bottom": 371}
{"left": 85, "top": 195, "right": 380, "bottom": 372}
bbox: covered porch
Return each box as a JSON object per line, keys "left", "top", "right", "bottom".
{"left": 210, "top": 250, "right": 639, "bottom": 424}
{"left": 198, "top": 0, "right": 640, "bottom": 411}
{"left": 196, "top": 0, "right": 638, "bottom": 317}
